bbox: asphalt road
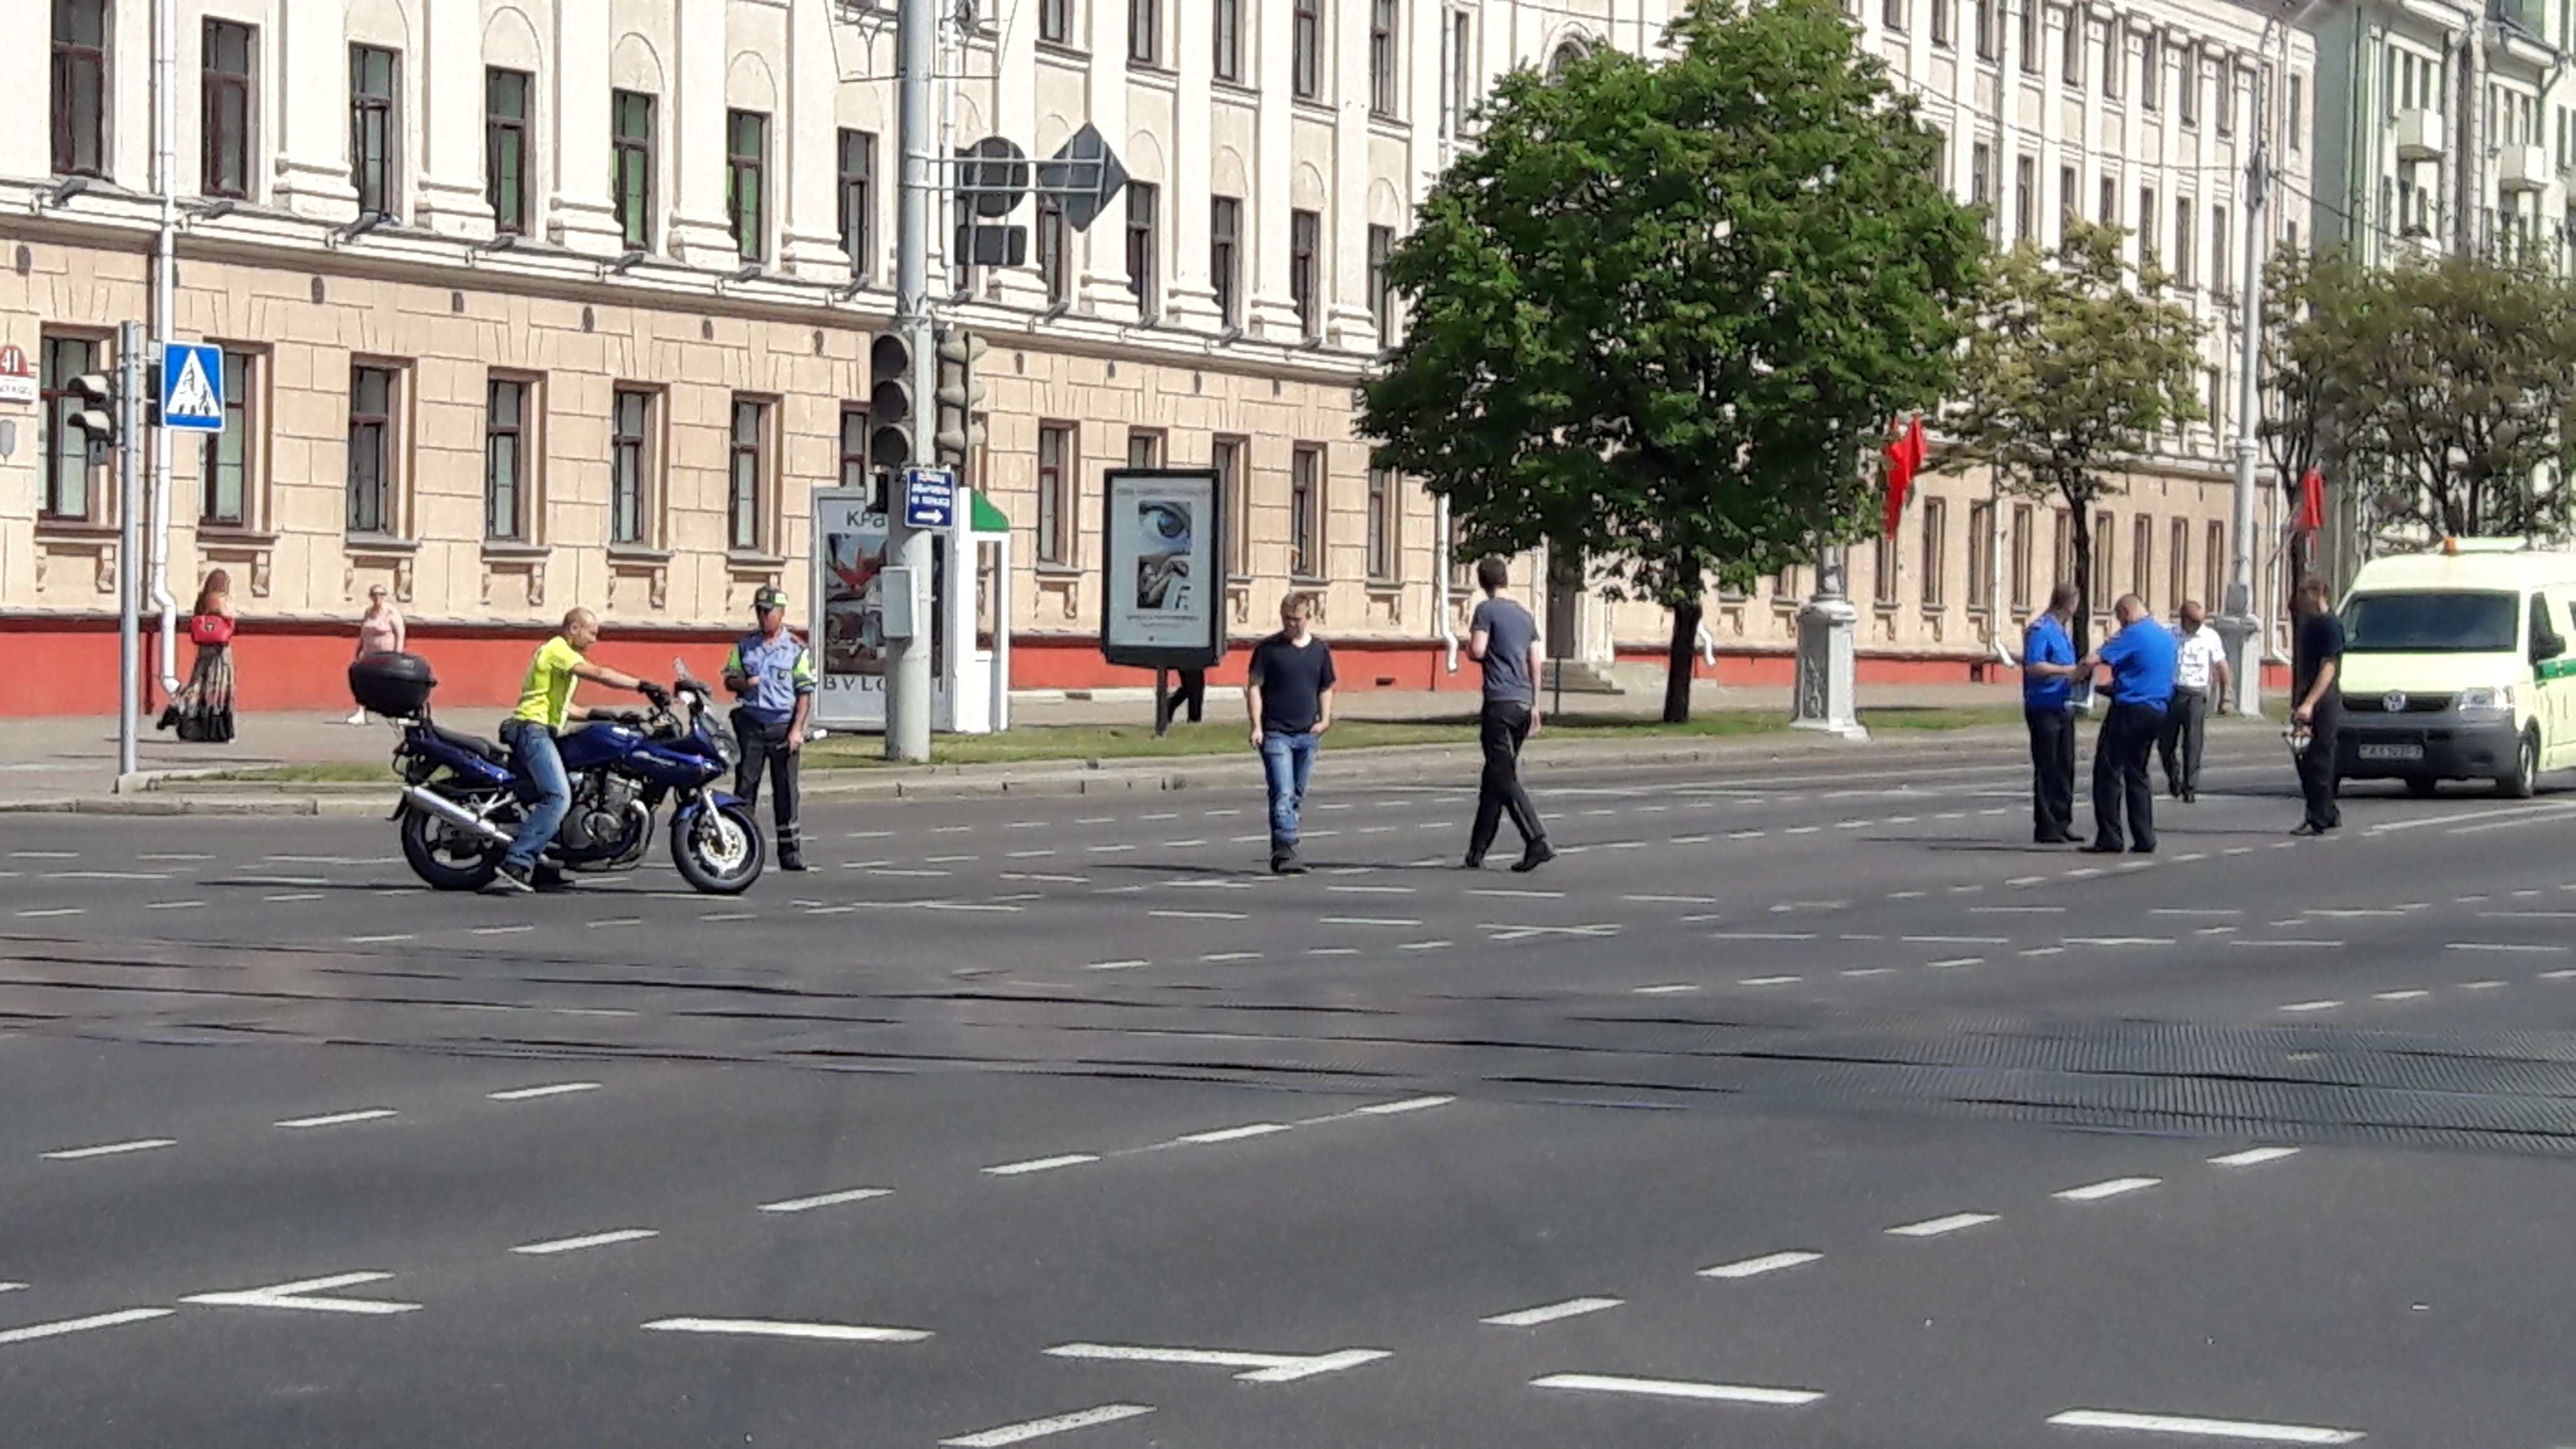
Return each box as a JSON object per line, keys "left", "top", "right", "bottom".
{"left": 6, "top": 731, "right": 2576, "bottom": 1447}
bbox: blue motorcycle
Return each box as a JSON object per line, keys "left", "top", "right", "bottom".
{"left": 354, "top": 655, "right": 764, "bottom": 895}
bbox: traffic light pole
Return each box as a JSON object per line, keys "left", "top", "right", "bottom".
{"left": 885, "top": 0, "right": 937, "bottom": 764}
{"left": 115, "top": 321, "right": 145, "bottom": 783}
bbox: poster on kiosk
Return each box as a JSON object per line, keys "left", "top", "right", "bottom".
{"left": 1099, "top": 467, "right": 1226, "bottom": 670}
{"left": 809, "top": 484, "right": 1012, "bottom": 734}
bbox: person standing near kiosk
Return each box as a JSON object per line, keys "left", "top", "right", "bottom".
{"left": 724, "top": 586, "right": 816, "bottom": 872}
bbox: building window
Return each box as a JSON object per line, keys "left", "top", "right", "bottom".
{"left": 1290, "top": 208, "right": 1320, "bottom": 340}
{"left": 349, "top": 46, "right": 400, "bottom": 220}
{"left": 2091, "top": 509, "right": 2115, "bottom": 602}
{"left": 1290, "top": 444, "right": 1325, "bottom": 578}
{"left": 2138, "top": 187, "right": 2157, "bottom": 267}
{"left": 202, "top": 19, "right": 253, "bottom": 199}
{"left": 1292, "top": 0, "right": 1322, "bottom": 99}
{"left": 2169, "top": 519, "right": 2189, "bottom": 608}
{"left": 1128, "top": 429, "right": 1163, "bottom": 469}
{"left": 1038, "top": 194, "right": 1071, "bottom": 306}
{"left": 2053, "top": 509, "right": 2072, "bottom": 592}
{"left": 2010, "top": 503, "right": 2033, "bottom": 609}
{"left": 2205, "top": 520, "right": 2224, "bottom": 606}
{"left": 1367, "top": 225, "right": 1393, "bottom": 348}
{"left": 39, "top": 334, "right": 104, "bottom": 522}
{"left": 348, "top": 364, "right": 399, "bottom": 537}
{"left": 2174, "top": 198, "right": 2193, "bottom": 286}
{"left": 1037, "top": 424, "right": 1073, "bottom": 565}
{"left": 1974, "top": 0, "right": 1996, "bottom": 59}
{"left": 726, "top": 110, "right": 767, "bottom": 260}
{"left": 484, "top": 377, "right": 529, "bottom": 542}
{"left": 203, "top": 349, "right": 255, "bottom": 527}
{"left": 2061, "top": 7, "right": 2082, "bottom": 85}
{"left": 1367, "top": 467, "right": 1398, "bottom": 582}
{"left": 2101, "top": 24, "right": 2119, "bottom": 99}
{"left": 1126, "top": 181, "right": 1158, "bottom": 320}
{"left": 2212, "top": 205, "right": 2229, "bottom": 295}
{"left": 1215, "top": 435, "right": 1249, "bottom": 577}
{"left": 1214, "top": 0, "right": 1243, "bottom": 80}
{"left": 2288, "top": 74, "right": 2303, "bottom": 149}
{"left": 1921, "top": 498, "right": 1948, "bottom": 606}
{"left": 1873, "top": 532, "right": 1901, "bottom": 605}
{"left": 728, "top": 398, "right": 770, "bottom": 553}
{"left": 2098, "top": 174, "right": 2115, "bottom": 227}
{"left": 2179, "top": 52, "right": 2198, "bottom": 125}
{"left": 2018, "top": 0, "right": 2038, "bottom": 71}
{"left": 1130, "top": 0, "right": 1161, "bottom": 64}
{"left": 1967, "top": 501, "right": 1994, "bottom": 610}
{"left": 2138, "top": 34, "right": 2157, "bottom": 110}
{"left": 2216, "top": 64, "right": 2234, "bottom": 135}
{"left": 612, "top": 90, "right": 655, "bottom": 249}
{"left": 839, "top": 404, "right": 872, "bottom": 504}
{"left": 1930, "top": 0, "right": 1949, "bottom": 47}
{"left": 610, "top": 388, "right": 654, "bottom": 546}
{"left": 1970, "top": 143, "right": 1993, "bottom": 237}
{"left": 2059, "top": 164, "right": 2078, "bottom": 238}
{"left": 1370, "top": 0, "right": 1398, "bottom": 116}
{"left": 1211, "top": 196, "right": 1241, "bottom": 327}
{"left": 486, "top": 68, "right": 532, "bottom": 237}
{"left": 52, "top": 0, "right": 108, "bottom": 179}
{"left": 1445, "top": 11, "right": 1473, "bottom": 135}
{"left": 839, "top": 129, "right": 876, "bottom": 280}
{"left": 2131, "top": 514, "right": 2152, "bottom": 602}
{"left": 1884, "top": 0, "right": 1908, "bottom": 32}
{"left": 2014, "top": 157, "right": 2034, "bottom": 243}
{"left": 1040, "top": 0, "right": 1070, "bottom": 44}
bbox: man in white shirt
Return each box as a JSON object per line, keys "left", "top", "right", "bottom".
{"left": 2160, "top": 600, "right": 2232, "bottom": 803}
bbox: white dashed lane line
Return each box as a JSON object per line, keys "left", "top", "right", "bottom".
{"left": 487, "top": 1082, "right": 600, "bottom": 1101}
{"left": 757, "top": 1188, "right": 892, "bottom": 1214}
{"left": 2054, "top": 1177, "right": 2159, "bottom": 1203}
{"left": 644, "top": 1317, "right": 932, "bottom": 1344}
{"left": 1481, "top": 1297, "right": 1622, "bottom": 1328}
{"left": 2044, "top": 1409, "right": 2361, "bottom": 1444}
{"left": 2210, "top": 1147, "right": 2300, "bottom": 1168}
{"left": 1886, "top": 1212, "right": 1999, "bottom": 1238}
{"left": 0, "top": 1309, "right": 174, "bottom": 1346}
{"left": 511, "top": 1229, "right": 658, "bottom": 1256}
{"left": 1698, "top": 1251, "right": 1822, "bottom": 1279}
{"left": 939, "top": 1404, "right": 1157, "bottom": 1447}
{"left": 275, "top": 1109, "right": 398, "bottom": 1130}
{"left": 1530, "top": 1374, "right": 1823, "bottom": 1408}
{"left": 983, "top": 1154, "right": 1100, "bottom": 1176}
{"left": 41, "top": 1139, "right": 175, "bottom": 1161}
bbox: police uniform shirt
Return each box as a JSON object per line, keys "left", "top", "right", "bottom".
{"left": 726, "top": 631, "right": 816, "bottom": 724}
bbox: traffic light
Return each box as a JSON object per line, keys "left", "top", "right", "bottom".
{"left": 868, "top": 331, "right": 912, "bottom": 475}
{"left": 932, "top": 327, "right": 988, "bottom": 471}
{"left": 68, "top": 371, "right": 118, "bottom": 464}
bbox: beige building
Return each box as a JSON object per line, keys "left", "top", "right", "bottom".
{"left": 0, "top": 0, "right": 2302, "bottom": 717}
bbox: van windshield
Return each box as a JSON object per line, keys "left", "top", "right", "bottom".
{"left": 2341, "top": 590, "right": 2520, "bottom": 653}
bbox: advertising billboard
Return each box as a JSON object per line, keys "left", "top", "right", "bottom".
{"left": 1099, "top": 467, "right": 1225, "bottom": 670}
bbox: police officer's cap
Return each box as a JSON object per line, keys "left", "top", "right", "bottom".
{"left": 753, "top": 585, "right": 790, "bottom": 613}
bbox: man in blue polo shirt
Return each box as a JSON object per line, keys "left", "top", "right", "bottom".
{"left": 2021, "top": 583, "right": 2083, "bottom": 844}
{"left": 2078, "top": 593, "right": 2178, "bottom": 854}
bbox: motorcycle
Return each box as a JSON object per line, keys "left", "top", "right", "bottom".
{"left": 360, "top": 655, "right": 766, "bottom": 896}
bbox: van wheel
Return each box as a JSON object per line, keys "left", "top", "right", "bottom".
{"left": 2403, "top": 775, "right": 2439, "bottom": 798}
{"left": 2497, "top": 729, "right": 2541, "bottom": 799}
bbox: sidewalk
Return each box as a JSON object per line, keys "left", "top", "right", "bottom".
{"left": 0, "top": 680, "right": 2044, "bottom": 810}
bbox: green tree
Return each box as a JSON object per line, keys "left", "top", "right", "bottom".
{"left": 1946, "top": 222, "right": 2205, "bottom": 652}
{"left": 1357, "top": 0, "right": 1986, "bottom": 721}
{"left": 2257, "top": 244, "right": 2354, "bottom": 595}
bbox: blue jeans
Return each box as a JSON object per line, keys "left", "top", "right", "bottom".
{"left": 1259, "top": 730, "right": 1319, "bottom": 851}
{"left": 502, "top": 721, "right": 570, "bottom": 872}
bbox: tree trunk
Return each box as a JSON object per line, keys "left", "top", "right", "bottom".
{"left": 2069, "top": 509, "right": 2095, "bottom": 656}
{"left": 1663, "top": 601, "right": 1701, "bottom": 724}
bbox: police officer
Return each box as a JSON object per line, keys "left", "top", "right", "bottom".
{"left": 723, "top": 586, "right": 816, "bottom": 872}
{"left": 2022, "top": 583, "right": 2084, "bottom": 844}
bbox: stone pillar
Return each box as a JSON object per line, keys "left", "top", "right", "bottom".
{"left": 780, "top": 0, "right": 854, "bottom": 276}
{"left": 985, "top": 0, "right": 1051, "bottom": 312}
{"left": 415, "top": 0, "right": 497, "bottom": 238}
{"left": 0, "top": 16, "right": 44, "bottom": 181}
{"left": 667, "top": 0, "right": 738, "bottom": 266}
{"left": 1792, "top": 547, "right": 1870, "bottom": 741}
{"left": 1325, "top": 0, "right": 1378, "bottom": 352}
{"left": 1163, "top": 0, "right": 1222, "bottom": 330}
{"left": 1246, "top": 0, "right": 1302, "bottom": 340}
{"left": 1076, "top": 27, "right": 1134, "bottom": 316}
{"left": 273, "top": 0, "right": 359, "bottom": 217}
{"left": 550, "top": 0, "right": 623, "bottom": 253}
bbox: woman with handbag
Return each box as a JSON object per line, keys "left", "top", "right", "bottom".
{"left": 160, "top": 569, "right": 238, "bottom": 743}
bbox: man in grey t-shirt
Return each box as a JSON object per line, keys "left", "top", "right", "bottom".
{"left": 1464, "top": 556, "right": 1553, "bottom": 871}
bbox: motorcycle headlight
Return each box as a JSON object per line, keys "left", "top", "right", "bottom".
{"left": 2459, "top": 686, "right": 2514, "bottom": 716}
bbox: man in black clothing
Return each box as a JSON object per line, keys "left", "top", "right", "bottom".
{"left": 1245, "top": 593, "right": 1335, "bottom": 874}
{"left": 1157, "top": 666, "right": 1208, "bottom": 731}
{"left": 1462, "top": 556, "right": 1553, "bottom": 872}
{"left": 2290, "top": 575, "right": 2346, "bottom": 835}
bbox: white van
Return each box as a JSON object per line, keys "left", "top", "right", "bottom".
{"left": 2335, "top": 540, "right": 2576, "bottom": 797}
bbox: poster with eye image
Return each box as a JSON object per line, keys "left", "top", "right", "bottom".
{"left": 1099, "top": 467, "right": 1226, "bottom": 669}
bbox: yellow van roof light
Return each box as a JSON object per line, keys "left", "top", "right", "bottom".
{"left": 2444, "top": 535, "right": 2460, "bottom": 555}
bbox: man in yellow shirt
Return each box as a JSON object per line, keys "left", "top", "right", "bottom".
{"left": 489, "top": 607, "right": 663, "bottom": 894}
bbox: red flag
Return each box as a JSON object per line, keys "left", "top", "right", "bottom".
{"left": 1881, "top": 416, "right": 1926, "bottom": 536}
{"left": 2296, "top": 468, "right": 2325, "bottom": 534}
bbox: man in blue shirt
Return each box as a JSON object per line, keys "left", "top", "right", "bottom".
{"left": 2021, "top": 583, "right": 2083, "bottom": 844}
{"left": 2078, "top": 593, "right": 2179, "bottom": 854}
{"left": 723, "top": 586, "right": 816, "bottom": 872}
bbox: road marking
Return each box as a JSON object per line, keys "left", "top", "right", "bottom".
{"left": 1177, "top": 1123, "right": 1290, "bottom": 1145}
{"left": 42, "top": 1138, "right": 174, "bottom": 1161}
{"left": 1319, "top": 916, "right": 1423, "bottom": 927}
{"left": 145, "top": 900, "right": 205, "bottom": 910}
{"left": 1669, "top": 835, "right": 1714, "bottom": 844}
{"left": 2446, "top": 942, "right": 2566, "bottom": 954}
{"left": 1398, "top": 939, "right": 1453, "bottom": 950}
{"left": 2044, "top": 1408, "right": 2361, "bottom": 1443}
{"left": 181, "top": 1271, "right": 421, "bottom": 1315}
{"left": 511, "top": 1228, "right": 658, "bottom": 1256}
{"left": 1354, "top": 1096, "right": 1455, "bottom": 1115}
{"left": 16, "top": 908, "right": 82, "bottom": 918}
{"left": 44, "top": 870, "right": 170, "bottom": 881}
{"left": 1971, "top": 905, "right": 2065, "bottom": 914}
{"left": 1484, "top": 922, "right": 1621, "bottom": 940}
{"left": 1150, "top": 909, "right": 1246, "bottom": 921}
{"left": 1202, "top": 950, "right": 1262, "bottom": 962}
{"left": 346, "top": 933, "right": 414, "bottom": 943}
{"left": 1927, "top": 957, "right": 1985, "bottom": 968}
{"left": 2462, "top": 980, "right": 2506, "bottom": 990}
{"left": 470, "top": 924, "right": 535, "bottom": 935}
{"left": 275, "top": 1109, "right": 397, "bottom": 1130}
{"left": 1086, "top": 959, "right": 1148, "bottom": 971}
{"left": 1886, "top": 1212, "right": 1998, "bottom": 1237}
{"left": 1468, "top": 887, "right": 1563, "bottom": 899}
{"left": 2228, "top": 940, "right": 2343, "bottom": 950}
{"left": 758, "top": 1188, "right": 892, "bottom": 1214}
{"left": 1308, "top": 947, "right": 1360, "bottom": 956}
{"left": 489, "top": 1082, "right": 599, "bottom": 1101}
{"left": 2067, "top": 937, "right": 2175, "bottom": 947}
{"left": 2210, "top": 1147, "right": 2300, "bottom": 1168}
{"left": 985, "top": 1154, "right": 1099, "bottom": 1176}
{"left": 643, "top": 1316, "right": 931, "bottom": 1344}
{"left": 1531, "top": 1373, "right": 1822, "bottom": 1408}
{"left": 586, "top": 917, "right": 641, "bottom": 929}
{"left": 0, "top": 1284, "right": 20, "bottom": 1293}
{"left": 2280, "top": 1000, "right": 2343, "bottom": 1013}
{"left": 1710, "top": 931, "right": 1816, "bottom": 942}
{"left": 1903, "top": 934, "right": 2008, "bottom": 945}
{"left": 1481, "top": 1297, "right": 1622, "bottom": 1328}
{"left": 1636, "top": 983, "right": 1700, "bottom": 994}
{"left": 1327, "top": 884, "right": 1415, "bottom": 894}
{"left": 6, "top": 850, "right": 76, "bottom": 859}
{"left": 2007, "top": 876, "right": 2047, "bottom": 887}
{"left": 1843, "top": 967, "right": 1896, "bottom": 977}
{"left": 1043, "top": 1342, "right": 1390, "bottom": 1383}
{"left": 2056, "top": 1177, "right": 2160, "bottom": 1202}
{"left": 1739, "top": 975, "right": 1801, "bottom": 987}
{"left": 939, "top": 1403, "right": 1158, "bottom": 1447}
{"left": 1729, "top": 829, "right": 1767, "bottom": 839}
{"left": 2373, "top": 990, "right": 2428, "bottom": 1002}
{"left": 2542, "top": 968, "right": 2576, "bottom": 980}
{"left": 0, "top": 1308, "right": 173, "bottom": 1345}
{"left": 1698, "top": 1251, "right": 1822, "bottom": 1279}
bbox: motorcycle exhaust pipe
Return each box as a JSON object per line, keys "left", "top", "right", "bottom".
{"left": 401, "top": 786, "right": 513, "bottom": 846}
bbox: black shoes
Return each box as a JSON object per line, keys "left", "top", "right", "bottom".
{"left": 780, "top": 853, "right": 808, "bottom": 872}
{"left": 482, "top": 861, "right": 534, "bottom": 894}
{"left": 1460, "top": 853, "right": 1485, "bottom": 870}
{"left": 2291, "top": 822, "right": 2326, "bottom": 837}
{"left": 2079, "top": 842, "right": 2126, "bottom": 854}
{"left": 1271, "top": 849, "right": 1308, "bottom": 876}
{"left": 1511, "top": 841, "right": 1557, "bottom": 874}
{"left": 2036, "top": 831, "right": 2082, "bottom": 844}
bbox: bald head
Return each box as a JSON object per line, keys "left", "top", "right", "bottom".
{"left": 562, "top": 607, "right": 600, "bottom": 651}
{"left": 2112, "top": 593, "right": 2146, "bottom": 624}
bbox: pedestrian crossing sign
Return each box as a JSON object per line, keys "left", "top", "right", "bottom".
{"left": 159, "top": 343, "right": 225, "bottom": 433}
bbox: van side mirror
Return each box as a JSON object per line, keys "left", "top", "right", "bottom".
{"left": 2538, "top": 632, "right": 2567, "bottom": 665}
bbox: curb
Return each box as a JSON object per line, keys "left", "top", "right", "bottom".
{"left": 1, "top": 721, "right": 2043, "bottom": 818}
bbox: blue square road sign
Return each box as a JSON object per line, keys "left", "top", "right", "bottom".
{"left": 903, "top": 467, "right": 955, "bottom": 529}
{"left": 159, "top": 343, "right": 226, "bottom": 433}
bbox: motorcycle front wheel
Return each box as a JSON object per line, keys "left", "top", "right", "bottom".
{"left": 400, "top": 802, "right": 505, "bottom": 891}
{"left": 670, "top": 800, "right": 764, "bottom": 895}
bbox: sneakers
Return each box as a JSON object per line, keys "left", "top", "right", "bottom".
{"left": 1510, "top": 841, "right": 1557, "bottom": 874}
{"left": 1271, "top": 848, "right": 1308, "bottom": 876}
{"left": 346, "top": 710, "right": 369, "bottom": 726}
{"left": 481, "top": 860, "right": 535, "bottom": 895}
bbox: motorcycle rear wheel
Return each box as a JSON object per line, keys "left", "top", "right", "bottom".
{"left": 401, "top": 803, "right": 505, "bottom": 891}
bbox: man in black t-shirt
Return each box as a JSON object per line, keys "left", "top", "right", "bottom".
{"left": 1246, "top": 593, "right": 1336, "bottom": 874}
{"left": 2290, "top": 575, "right": 2346, "bottom": 835}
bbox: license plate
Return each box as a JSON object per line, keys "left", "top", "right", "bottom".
{"left": 2358, "top": 743, "right": 2425, "bottom": 761}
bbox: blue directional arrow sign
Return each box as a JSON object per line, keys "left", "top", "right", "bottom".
{"left": 903, "top": 467, "right": 955, "bottom": 529}
{"left": 159, "top": 343, "right": 225, "bottom": 434}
